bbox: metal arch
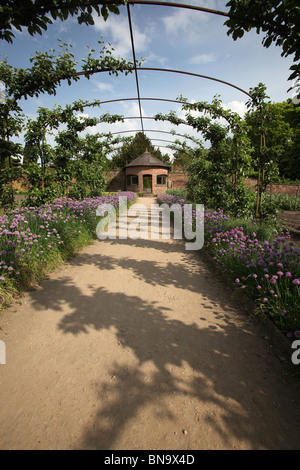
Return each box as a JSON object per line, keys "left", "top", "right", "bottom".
{"left": 14, "top": 1, "right": 251, "bottom": 114}
{"left": 120, "top": 116, "right": 192, "bottom": 126}
{"left": 135, "top": 68, "right": 251, "bottom": 98}
{"left": 90, "top": 96, "right": 198, "bottom": 107}
{"left": 107, "top": 128, "right": 200, "bottom": 143}
{"left": 68, "top": 67, "right": 250, "bottom": 98}
{"left": 126, "top": 3, "right": 144, "bottom": 133}
{"left": 51, "top": 1, "right": 232, "bottom": 19}
{"left": 103, "top": 117, "right": 197, "bottom": 150}
{"left": 19, "top": 1, "right": 251, "bottom": 153}
{"left": 127, "top": 0, "right": 230, "bottom": 19}
{"left": 124, "top": 0, "right": 248, "bottom": 137}
{"left": 149, "top": 138, "right": 178, "bottom": 144}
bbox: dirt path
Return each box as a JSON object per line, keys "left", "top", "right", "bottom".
{"left": 0, "top": 197, "right": 299, "bottom": 450}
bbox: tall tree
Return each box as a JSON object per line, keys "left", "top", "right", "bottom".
{"left": 169, "top": 140, "right": 203, "bottom": 169}
{"left": 245, "top": 98, "right": 300, "bottom": 180}
{"left": 110, "top": 132, "right": 171, "bottom": 169}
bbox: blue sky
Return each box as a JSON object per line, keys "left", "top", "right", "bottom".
{"left": 0, "top": 0, "right": 295, "bottom": 158}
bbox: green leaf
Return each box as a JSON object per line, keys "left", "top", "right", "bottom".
{"left": 107, "top": 5, "right": 120, "bottom": 15}
{"left": 101, "top": 6, "right": 109, "bottom": 21}
{"left": 263, "top": 35, "right": 273, "bottom": 48}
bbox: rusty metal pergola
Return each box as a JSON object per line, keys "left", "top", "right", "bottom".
{"left": 88, "top": 1, "right": 251, "bottom": 154}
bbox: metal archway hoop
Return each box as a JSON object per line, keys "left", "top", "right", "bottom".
{"left": 70, "top": 66, "right": 251, "bottom": 99}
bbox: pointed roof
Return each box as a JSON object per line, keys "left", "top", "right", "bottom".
{"left": 124, "top": 150, "right": 170, "bottom": 168}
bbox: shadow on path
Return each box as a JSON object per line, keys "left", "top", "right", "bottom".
{"left": 28, "top": 232, "right": 300, "bottom": 450}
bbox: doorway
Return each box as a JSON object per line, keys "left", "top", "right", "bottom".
{"left": 143, "top": 174, "right": 152, "bottom": 193}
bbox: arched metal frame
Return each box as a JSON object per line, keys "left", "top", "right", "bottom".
{"left": 16, "top": 2, "right": 251, "bottom": 154}
{"left": 50, "top": 2, "right": 251, "bottom": 153}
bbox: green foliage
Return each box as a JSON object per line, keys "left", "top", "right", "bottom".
{"left": 0, "top": 39, "right": 141, "bottom": 208}
{"left": 156, "top": 95, "right": 254, "bottom": 215}
{"left": 169, "top": 139, "right": 204, "bottom": 168}
{"left": 245, "top": 83, "right": 279, "bottom": 218}
{"left": 0, "top": 40, "right": 139, "bottom": 103}
{"left": 222, "top": 215, "right": 275, "bottom": 243}
{"left": 0, "top": 167, "right": 22, "bottom": 209}
{"left": 186, "top": 143, "right": 255, "bottom": 216}
{"left": 21, "top": 100, "right": 125, "bottom": 205}
{"left": 225, "top": 0, "right": 300, "bottom": 94}
{"left": 53, "top": 109, "right": 123, "bottom": 199}
{"left": 166, "top": 188, "right": 186, "bottom": 198}
{"left": 23, "top": 162, "right": 63, "bottom": 206}
{"left": 262, "top": 192, "right": 300, "bottom": 212}
{"left": 0, "top": 0, "right": 124, "bottom": 43}
{"left": 245, "top": 99, "right": 300, "bottom": 180}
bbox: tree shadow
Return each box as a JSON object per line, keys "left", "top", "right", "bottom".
{"left": 30, "top": 271, "right": 300, "bottom": 449}
{"left": 57, "top": 237, "right": 231, "bottom": 302}
{"left": 27, "top": 207, "right": 300, "bottom": 449}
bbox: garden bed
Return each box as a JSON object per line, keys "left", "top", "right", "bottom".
{"left": 278, "top": 211, "right": 300, "bottom": 241}
{"left": 157, "top": 193, "right": 300, "bottom": 343}
{"left": 0, "top": 192, "right": 137, "bottom": 308}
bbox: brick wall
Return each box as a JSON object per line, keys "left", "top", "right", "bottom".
{"left": 168, "top": 172, "right": 186, "bottom": 190}
{"left": 246, "top": 178, "right": 300, "bottom": 196}
{"left": 105, "top": 170, "right": 126, "bottom": 192}
{"left": 125, "top": 166, "right": 169, "bottom": 194}
{"left": 12, "top": 172, "right": 299, "bottom": 198}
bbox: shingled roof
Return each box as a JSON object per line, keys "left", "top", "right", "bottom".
{"left": 124, "top": 150, "right": 170, "bottom": 168}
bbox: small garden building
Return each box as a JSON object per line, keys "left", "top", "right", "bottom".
{"left": 125, "top": 150, "right": 171, "bottom": 194}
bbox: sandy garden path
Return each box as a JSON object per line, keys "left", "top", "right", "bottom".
{"left": 0, "top": 196, "right": 299, "bottom": 450}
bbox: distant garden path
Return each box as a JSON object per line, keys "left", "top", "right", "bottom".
{"left": 0, "top": 196, "right": 299, "bottom": 450}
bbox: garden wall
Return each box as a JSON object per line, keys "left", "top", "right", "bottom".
{"left": 245, "top": 178, "right": 300, "bottom": 196}
{"left": 11, "top": 173, "right": 300, "bottom": 198}
{"left": 168, "top": 172, "right": 186, "bottom": 190}
{"left": 105, "top": 170, "right": 126, "bottom": 192}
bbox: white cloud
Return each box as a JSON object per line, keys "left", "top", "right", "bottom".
{"left": 188, "top": 53, "right": 217, "bottom": 65}
{"left": 162, "top": 9, "right": 208, "bottom": 45}
{"left": 143, "top": 52, "right": 167, "bottom": 66}
{"left": 76, "top": 112, "right": 90, "bottom": 121}
{"left": 223, "top": 100, "right": 247, "bottom": 117}
{"left": 93, "top": 14, "right": 150, "bottom": 59}
{"left": 93, "top": 81, "right": 114, "bottom": 93}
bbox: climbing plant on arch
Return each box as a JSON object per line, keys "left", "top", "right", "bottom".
{"left": 154, "top": 95, "right": 254, "bottom": 216}
{"left": 0, "top": 39, "right": 139, "bottom": 208}
{"left": 23, "top": 99, "right": 126, "bottom": 205}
